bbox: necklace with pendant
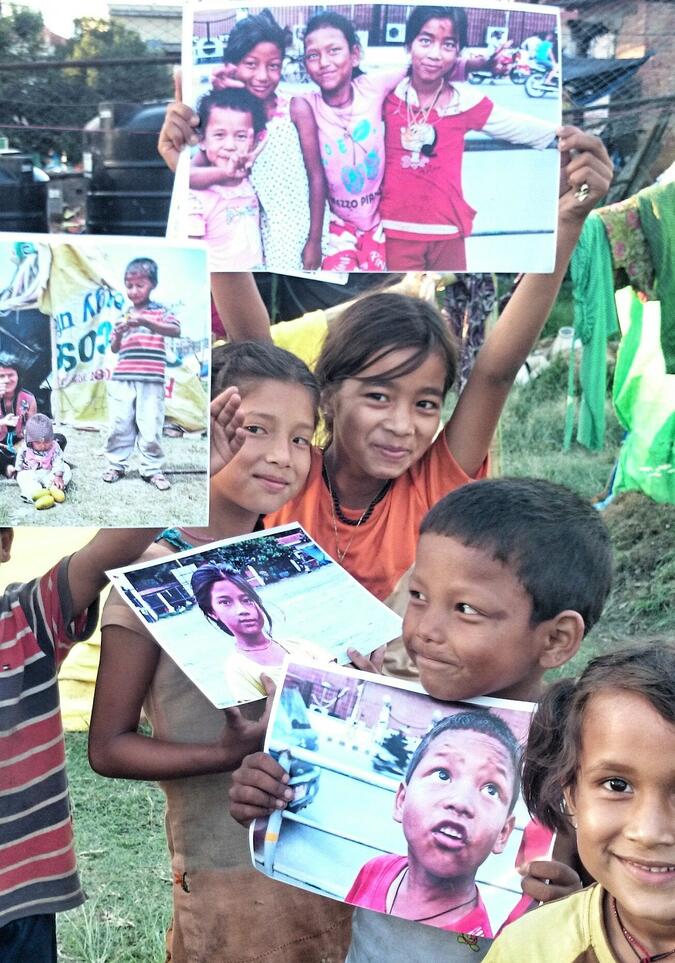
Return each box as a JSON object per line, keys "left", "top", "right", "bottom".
{"left": 322, "top": 463, "right": 391, "bottom": 565}
{"left": 389, "top": 869, "right": 477, "bottom": 922}
{"left": 401, "top": 80, "right": 443, "bottom": 162}
{"left": 611, "top": 897, "right": 675, "bottom": 962}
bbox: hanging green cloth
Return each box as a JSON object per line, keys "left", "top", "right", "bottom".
{"left": 568, "top": 213, "right": 619, "bottom": 450}
{"left": 637, "top": 181, "right": 675, "bottom": 373}
{"left": 612, "top": 287, "right": 675, "bottom": 505}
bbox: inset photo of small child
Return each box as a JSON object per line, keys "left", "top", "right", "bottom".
{"left": 252, "top": 658, "right": 554, "bottom": 939}
{"left": 0, "top": 235, "right": 211, "bottom": 527}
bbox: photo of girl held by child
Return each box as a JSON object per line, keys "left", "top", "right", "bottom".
{"left": 251, "top": 659, "right": 555, "bottom": 939}
{"left": 167, "top": 1, "right": 562, "bottom": 272}
{"left": 483, "top": 645, "right": 675, "bottom": 963}
{"left": 107, "top": 522, "right": 401, "bottom": 709}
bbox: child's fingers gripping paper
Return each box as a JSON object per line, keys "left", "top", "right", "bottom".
{"left": 229, "top": 752, "right": 294, "bottom": 826}
{"left": 518, "top": 859, "right": 582, "bottom": 903}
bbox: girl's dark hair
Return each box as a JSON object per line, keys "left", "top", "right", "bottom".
{"left": 197, "top": 87, "right": 267, "bottom": 137}
{"left": 224, "top": 9, "right": 288, "bottom": 64}
{"left": 303, "top": 11, "right": 363, "bottom": 78}
{"left": 210, "top": 341, "right": 320, "bottom": 416}
{"left": 0, "top": 343, "right": 36, "bottom": 379}
{"left": 405, "top": 6, "right": 468, "bottom": 50}
{"left": 523, "top": 644, "right": 675, "bottom": 832}
{"left": 125, "top": 257, "right": 158, "bottom": 287}
{"left": 314, "top": 292, "right": 457, "bottom": 442}
{"left": 191, "top": 563, "right": 273, "bottom": 636}
{"left": 305, "top": 11, "right": 360, "bottom": 49}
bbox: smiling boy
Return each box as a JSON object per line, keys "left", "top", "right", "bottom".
{"left": 188, "top": 87, "right": 267, "bottom": 271}
{"left": 230, "top": 476, "right": 614, "bottom": 961}
{"left": 346, "top": 711, "right": 520, "bottom": 936}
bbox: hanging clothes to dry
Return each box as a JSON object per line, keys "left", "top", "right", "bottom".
{"left": 568, "top": 213, "right": 619, "bottom": 450}
{"left": 611, "top": 287, "right": 675, "bottom": 505}
{"left": 636, "top": 181, "right": 675, "bottom": 374}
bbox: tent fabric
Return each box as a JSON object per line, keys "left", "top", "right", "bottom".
{"left": 611, "top": 288, "right": 675, "bottom": 505}
{"left": 636, "top": 181, "right": 675, "bottom": 373}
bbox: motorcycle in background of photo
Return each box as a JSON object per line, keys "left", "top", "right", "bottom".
{"left": 525, "top": 62, "right": 561, "bottom": 98}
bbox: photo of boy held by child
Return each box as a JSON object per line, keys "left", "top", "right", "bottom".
{"left": 107, "top": 524, "right": 402, "bottom": 708}
{"left": 0, "top": 235, "right": 211, "bottom": 527}
{"left": 252, "top": 658, "right": 553, "bottom": 938}
{"left": 177, "top": 1, "right": 561, "bottom": 272}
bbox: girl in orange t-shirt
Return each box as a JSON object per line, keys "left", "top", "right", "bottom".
{"left": 211, "top": 130, "right": 612, "bottom": 602}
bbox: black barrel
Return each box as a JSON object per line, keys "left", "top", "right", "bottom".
{"left": 83, "top": 101, "right": 173, "bottom": 236}
{"left": 0, "top": 153, "right": 48, "bottom": 233}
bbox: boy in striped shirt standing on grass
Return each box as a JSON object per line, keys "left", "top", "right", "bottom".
{"left": 0, "top": 525, "right": 160, "bottom": 962}
{"left": 102, "top": 256, "right": 180, "bottom": 492}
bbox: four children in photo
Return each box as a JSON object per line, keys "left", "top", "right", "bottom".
{"left": 177, "top": 5, "right": 559, "bottom": 271}
{"left": 3, "top": 12, "right": 673, "bottom": 963}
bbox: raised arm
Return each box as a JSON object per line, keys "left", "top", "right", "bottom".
{"left": 290, "top": 96, "right": 327, "bottom": 271}
{"left": 444, "top": 128, "right": 613, "bottom": 478}
{"left": 211, "top": 273, "right": 272, "bottom": 342}
{"left": 89, "top": 620, "right": 271, "bottom": 780}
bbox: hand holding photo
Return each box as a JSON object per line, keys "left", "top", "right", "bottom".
{"left": 251, "top": 659, "right": 554, "bottom": 938}
{"left": 107, "top": 525, "right": 403, "bottom": 708}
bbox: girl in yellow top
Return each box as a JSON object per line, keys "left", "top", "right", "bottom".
{"left": 484, "top": 644, "right": 675, "bottom": 963}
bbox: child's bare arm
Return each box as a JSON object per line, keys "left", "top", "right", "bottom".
{"left": 66, "top": 528, "right": 162, "bottom": 619}
{"left": 89, "top": 626, "right": 272, "bottom": 779}
{"left": 211, "top": 273, "right": 272, "bottom": 343}
{"left": 290, "top": 97, "right": 327, "bottom": 271}
{"left": 229, "top": 751, "right": 295, "bottom": 826}
{"left": 110, "top": 320, "right": 126, "bottom": 353}
{"left": 445, "top": 127, "right": 613, "bottom": 478}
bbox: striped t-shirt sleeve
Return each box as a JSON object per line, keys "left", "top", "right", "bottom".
{"left": 0, "top": 561, "right": 98, "bottom": 927}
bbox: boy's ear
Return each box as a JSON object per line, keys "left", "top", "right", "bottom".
{"left": 0, "top": 528, "right": 14, "bottom": 564}
{"left": 393, "top": 782, "right": 407, "bottom": 825}
{"left": 537, "top": 610, "right": 585, "bottom": 671}
{"left": 491, "top": 813, "right": 516, "bottom": 855}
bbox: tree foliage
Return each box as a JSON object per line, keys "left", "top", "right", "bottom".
{"left": 0, "top": 10, "right": 171, "bottom": 163}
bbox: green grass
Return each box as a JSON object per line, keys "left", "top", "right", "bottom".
{"left": 500, "top": 353, "right": 623, "bottom": 498}
{"left": 58, "top": 733, "right": 171, "bottom": 963}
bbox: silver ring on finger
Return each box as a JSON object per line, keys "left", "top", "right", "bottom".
{"left": 574, "top": 182, "right": 590, "bottom": 203}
